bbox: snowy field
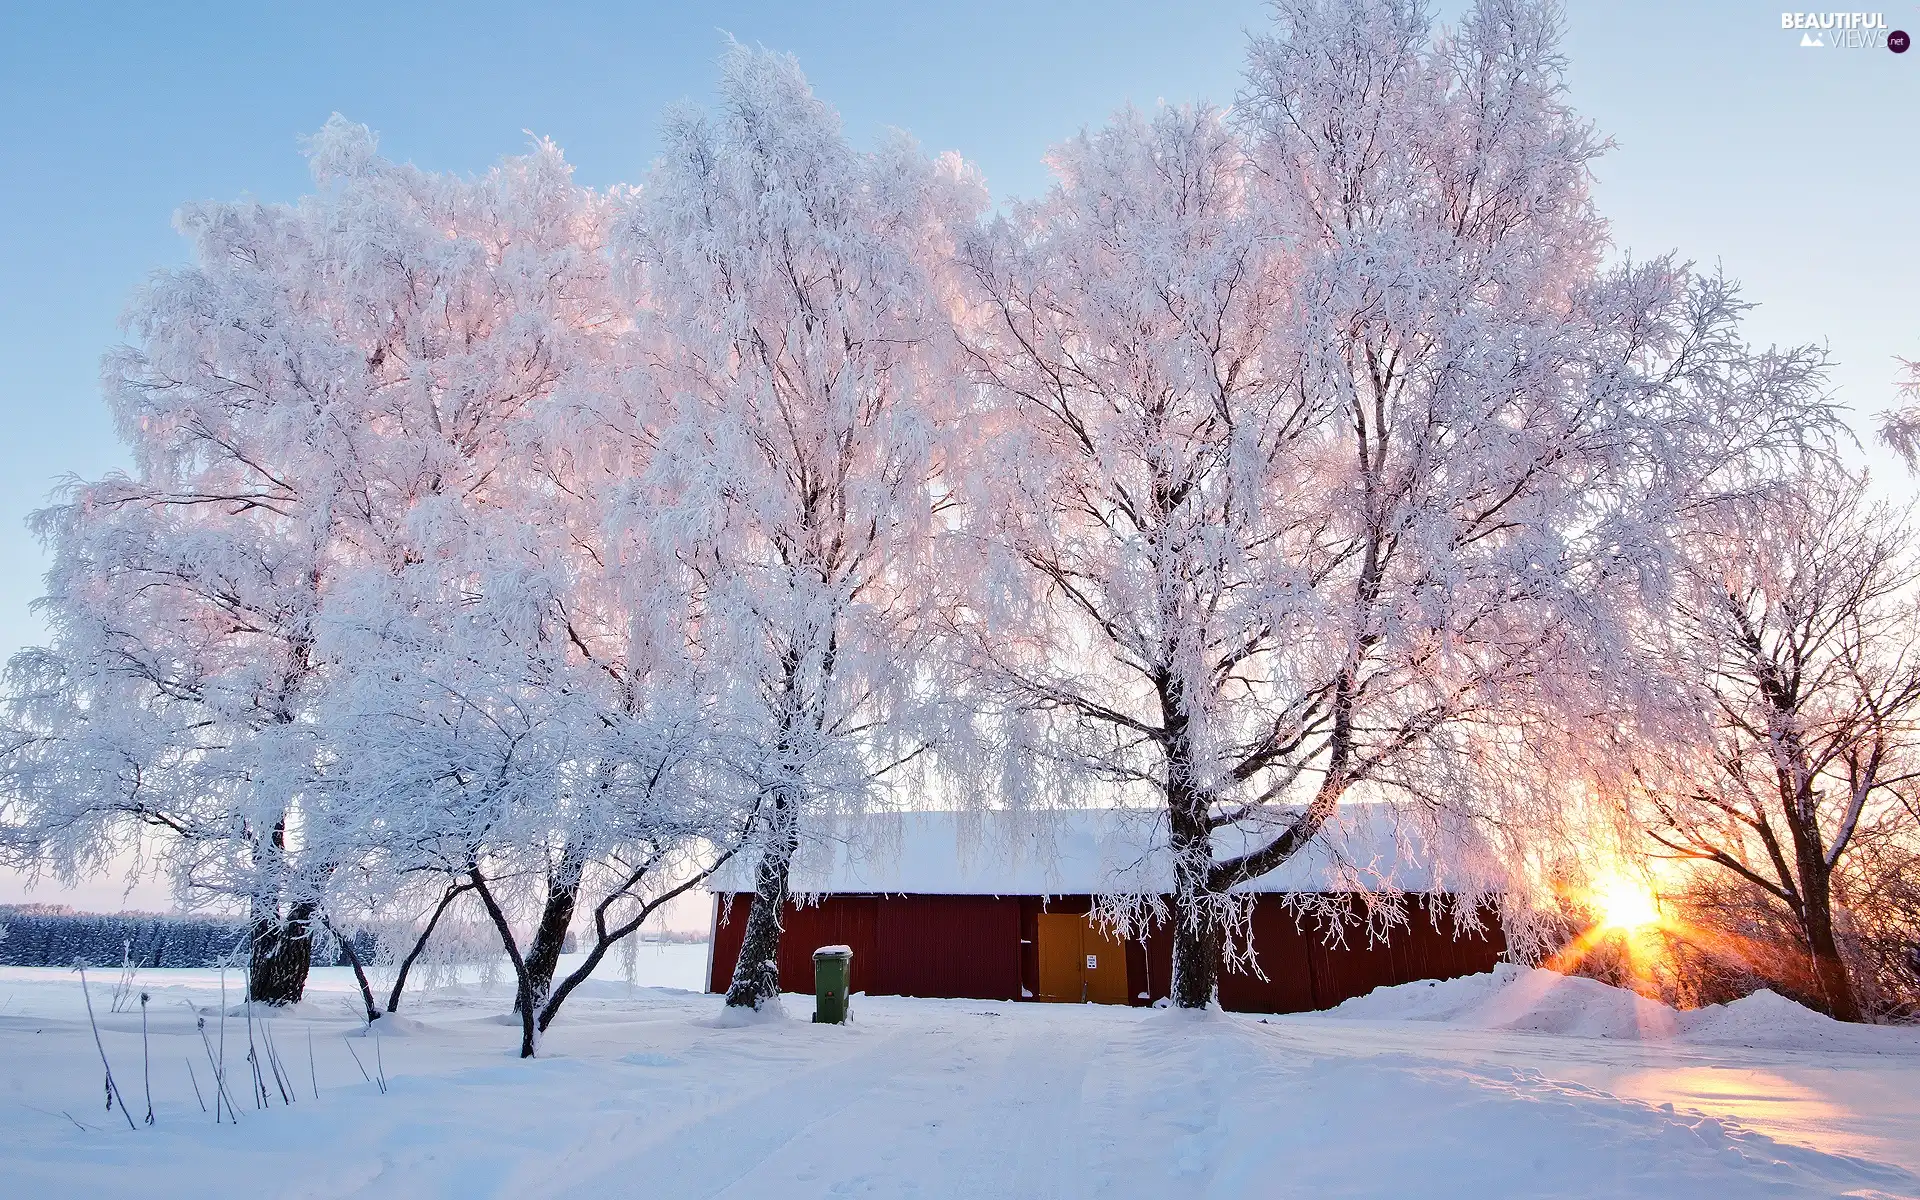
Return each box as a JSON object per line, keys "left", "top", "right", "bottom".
{"left": 2, "top": 950, "right": 1917, "bottom": 1199}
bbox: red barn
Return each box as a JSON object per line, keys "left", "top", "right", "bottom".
{"left": 706, "top": 810, "right": 1505, "bottom": 1011}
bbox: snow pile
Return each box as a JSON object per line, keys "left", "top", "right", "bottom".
{"left": 1328, "top": 964, "right": 1920, "bottom": 1053}
{"left": 355, "top": 1013, "right": 431, "bottom": 1037}
{"left": 1682, "top": 988, "right": 1920, "bottom": 1053}
{"left": 1470, "top": 967, "right": 1682, "bottom": 1040}
{"left": 1325, "top": 964, "right": 1681, "bottom": 1039}
{"left": 709, "top": 995, "right": 790, "bottom": 1027}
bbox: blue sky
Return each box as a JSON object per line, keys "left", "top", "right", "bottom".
{"left": 1, "top": 1, "right": 1915, "bottom": 906}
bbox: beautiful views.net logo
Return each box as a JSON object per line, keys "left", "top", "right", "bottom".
{"left": 1781, "top": 12, "right": 1911, "bottom": 51}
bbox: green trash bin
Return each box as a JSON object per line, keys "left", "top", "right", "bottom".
{"left": 811, "top": 945, "right": 853, "bottom": 1024}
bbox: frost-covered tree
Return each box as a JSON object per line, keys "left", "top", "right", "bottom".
{"left": 506, "top": 314, "right": 755, "bottom": 1042}
{"left": 1622, "top": 470, "right": 1920, "bottom": 1022}
{"left": 0, "top": 117, "right": 628, "bottom": 1007}
{"left": 296, "top": 122, "right": 626, "bottom": 1045}
{"left": 324, "top": 393, "right": 744, "bottom": 1054}
{"left": 2, "top": 139, "right": 369, "bottom": 1003}
{"left": 957, "top": 103, "right": 1315, "bottom": 1003}
{"left": 286, "top": 118, "right": 750, "bottom": 1053}
{"left": 633, "top": 45, "right": 983, "bottom": 1010}
{"left": 1879, "top": 354, "right": 1920, "bottom": 468}
{"left": 958, "top": 0, "right": 1842, "bottom": 1007}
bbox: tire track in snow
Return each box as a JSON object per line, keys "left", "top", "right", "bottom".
{"left": 697, "top": 1008, "right": 1109, "bottom": 1199}
{"left": 526, "top": 1023, "right": 921, "bottom": 1197}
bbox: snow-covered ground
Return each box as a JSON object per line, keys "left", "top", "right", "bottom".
{"left": 2, "top": 951, "right": 1915, "bottom": 1199}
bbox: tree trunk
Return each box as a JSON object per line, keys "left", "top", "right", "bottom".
{"left": 1167, "top": 796, "right": 1220, "bottom": 1009}
{"left": 248, "top": 813, "right": 313, "bottom": 1006}
{"left": 516, "top": 847, "right": 585, "bottom": 1018}
{"left": 1168, "top": 908, "right": 1221, "bottom": 1009}
{"left": 1161, "top": 686, "right": 1221, "bottom": 1010}
{"left": 328, "top": 917, "right": 381, "bottom": 1025}
{"left": 540, "top": 850, "right": 734, "bottom": 1033}
{"left": 1799, "top": 871, "right": 1863, "bottom": 1022}
{"left": 468, "top": 870, "right": 538, "bottom": 1058}
{"left": 387, "top": 883, "right": 468, "bottom": 1013}
{"left": 1782, "top": 774, "right": 1865, "bottom": 1023}
{"left": 248, "top": 900, "right": 314, "bottom": 1007}
{"left": 725, "top": 799, "right": 798, "bottom": 1010}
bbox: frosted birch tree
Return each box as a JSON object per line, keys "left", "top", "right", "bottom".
{"left": 1, "top": 117, "right": 629, "bottom": 1007}
{"left": 508, "top": 303, "right": 757, "bottom": 1040}
{"left": 324, "top": 305, "right": 747, "bottom": 1054}
{"left": 286, "top": 120, "right": 746, "bottom": 1053}
{"left": 633, "top": 45, "right": 982, "bottom": 1010}
{"left": 957, "top": 103, "right": 1313, "bottom": 1004}
{"left": 302, "top": 121, "right": 638, "bottom": 1044}
{"left": 1622, "top": 470, "right": 1920, "bottom": 1022}
{"left": 0, "top": 125, "right": 383, "bottom": 1003}
{"left": 959, "top": 0, "right": 1842, "bottom": 1007}
{"left": 1880, "top": 355, "right": 1920, "bottom": 468}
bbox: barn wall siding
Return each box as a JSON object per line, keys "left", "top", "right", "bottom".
{"left": 1017, "top": 898, "right": 1040, "bottom": 999}
{"left": 1218, "top": 902, "right": 1319, "bottom": 1013}
{"left": 872, "top": 895, "right": 1021, "bottom": 1000}
{"left": 706, "top": 893, "right": 881, "bottom": 996}
{"left": 1390, "top": 899, "right": 1506, "bottom": 986}
{"left": 709, "top": 891, "right": 1507, "bottom": 1012}
{"left": 708, "top": 893, "right": 745, "bottom": 994}
{"left": 782, "top": 897, "right": 879, "bottom": 995}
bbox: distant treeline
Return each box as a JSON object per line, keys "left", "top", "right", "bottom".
{"left": 0, "top": 908, "right": 375, "bottom": 969}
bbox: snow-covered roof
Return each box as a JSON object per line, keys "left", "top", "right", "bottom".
{"left": 712, "top": 806, "right": 1468, "bottom": 897}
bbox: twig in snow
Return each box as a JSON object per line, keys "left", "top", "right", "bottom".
{"left": 262, "top": 1018, "right": 292, "bottom": 1104}
{"left": 243, "top": 998, "right": 266, "bottom": 1108}
{"left": 373, "top": 1022, "right": 386, "bottom": 1094}
{"left": 342, "top": 1035, "right": 372, "bottom": 1085}
{"left": 217, "top": 961, "right": 229, "bottom": 1121}
{"left": 189, "top": 1010, "right": 239, "bottom": 1123}
{"left": 25, "top": 1104, "right": 95, "bottom": 1133}
{"left": 75, "top": 966, "right": 136, "bottom": 1131}
{"left": 139, "top": 992, "right": 154, "bottom": 1124}
{"left": 109, "top": 941, "right": 139, "bottom": 1014}
{"left": 185, "top": 1056, "right": 207, "bottom": 1113}
{"left": 307, "top": 1025, "right": 319, "bottom": 1100}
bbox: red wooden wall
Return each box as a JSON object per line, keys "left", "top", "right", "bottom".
{"left": 708, "top": 893, "right": 1021, "bottom": 1000}
{"left": 1186, "top": 896, "right": 1505, "bottom": 1011}
{"left": 709, "top": 892, "right": 1504, "bottom": 1012}
{"left": 709, "top": 893, "right": 879, "bottom": 996}
{"left": 873, "top": 895, "right": 1021, "bottom": 999}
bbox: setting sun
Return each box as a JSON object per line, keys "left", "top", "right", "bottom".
{"left": 1593, "top": 876, "right": 1662, "bottom": 932}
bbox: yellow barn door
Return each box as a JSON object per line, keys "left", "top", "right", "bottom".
{"left": 1035, "top": 913, "right": 1130, "bottom": 1004}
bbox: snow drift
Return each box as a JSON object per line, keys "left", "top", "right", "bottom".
{"left": 1328, "top": 964, "right": 1920, "bottom": 1054}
